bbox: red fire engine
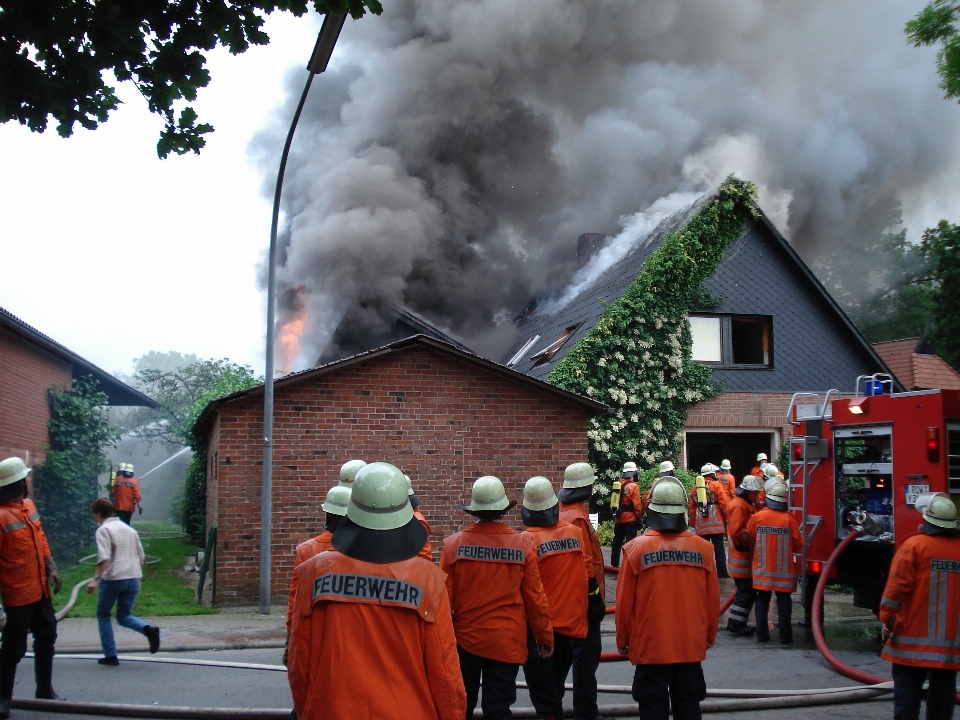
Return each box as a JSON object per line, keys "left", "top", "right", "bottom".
{"left": 788, "top": 375, "right": 960, "bottom": 617}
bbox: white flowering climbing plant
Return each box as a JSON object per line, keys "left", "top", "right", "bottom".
{"left": 546, "top": 176, "right": 760, "bottom": 504}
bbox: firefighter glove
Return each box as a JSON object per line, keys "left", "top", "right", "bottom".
{"left": 587, "top": 580, "right": 606, "bottom": 625}
{"left": 881, "top": 621, "right": 894, "bottom": 643}
{"left": 45, "top": 557, "right": 62, "bottom": 594}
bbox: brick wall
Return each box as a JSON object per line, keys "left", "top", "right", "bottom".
{"left": 686, "top": 392, "right": 794, "bottom": 436}
{"left": 206, "top": 345, "right": 595, "bottom": 606}
{"left": 0, "top": 325, "right": 72, "bottom": 464}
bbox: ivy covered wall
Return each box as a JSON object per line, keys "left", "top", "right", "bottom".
{"left": 547, "top": 176, "right": 759, "bottom": 501}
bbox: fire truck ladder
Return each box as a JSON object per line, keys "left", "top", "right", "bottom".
{"left": 786, "top": 390, "right": 838, "bottom": 609}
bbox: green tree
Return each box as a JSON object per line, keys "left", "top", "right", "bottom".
{"left": 920, "top": 220, "right": 960, "bottom": 369}
{"left": 1, "top": 0, "right": 382, "bottom": 158}
{"left": 907, "top": 0, "right": 960, "bottom": 100}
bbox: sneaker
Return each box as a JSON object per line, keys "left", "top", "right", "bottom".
{"left": 98, "top": 656, "right": 120, "bottom": 666}
{"left": 144, "top": 625, "right": 161, "bottom": 654}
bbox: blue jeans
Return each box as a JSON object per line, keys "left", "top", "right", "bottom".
{"left": 97, "top": 578, "right": 147, "bottom": 658}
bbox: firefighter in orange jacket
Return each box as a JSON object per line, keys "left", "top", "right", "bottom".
{"left": 750, "top": 453, "right": 769, "bottom": 478}
{"left": 558, "top": 462, "right": 608, "bottom": 720}
{"left": 520, "top": 476, "right": 599, "bottom": 720}
{"left": 879, "top": 492, "right": 960, "bottom": 720}
{"left": 726, "top": 475, "right": 763, "bottom": 635}
{"left": 611, "top": 462, "right": 642, "bottom": 568}
{"left": 688, "top": 464, "right": 729, "bottom": 578}
{"left": 715, "top": 460, "right": 736, "bottom": 503}
{"left": 746, "top": 482, "right": 803, "bottom": 644}
{"left": 0, "top": 458, "right": 63, "bottom": 719}
{"left": 441, "top": 476, "right": 553, "bottom": 720}
{"left": 617, "top": 476, "right": 719, "bottom": 720}
{"left": 288, "top": 462, "right": 465, "bottom": 720}
{"left": 111, "top": 463, "right": 141, "bottom": 525}
{"left": 405, "top": 474, "right": 433, "bottom": 561}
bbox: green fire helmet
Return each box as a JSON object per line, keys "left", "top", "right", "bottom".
{"left": 658, "top": 460, "right": 675, "bottom": 475}
{"left": 739, "top": 475, "right": 763, "bottom": 492}
{"left": 322, "top": 485, "right": 351, "bottom": 516}
{"left": 766, "top": 482, "right": 789, "bottom": 511}
{"left": 346, "top": 462, "right": 412, "bottom": 530}
{"left": 467, "top": 476, "right": 511, "bottom": 512}
{"left": 648, "top": 479, "right": 688, "bottom": 515}
{"left": 563, "top": 463, "right": 596, "bottom": 489}
{"left": 924, "top": 492, "right": 959, "bottom": 529}
{"left": 338, "top": 459, "right": 367, "bottom": 489}
{"left": 720, "top": 459, "right": 732, "bottom": 471}
{"left": 0, "top": 457, "right": 30, "bottom": 487}
{"left": 404, "top": 474, "right": 414, "bottom": 496}
{"left": 523, "top": 476, "right": 558, "bottom": 512}
{"left": 763, "top": 464, "right": 781, "bottom": 479}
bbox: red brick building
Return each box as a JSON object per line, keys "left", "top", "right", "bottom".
{"left": 193, "top": 335, "right": 604, "bottom": 606}
{"left": 0, "top": 307, "right": 156, "bottom": 464}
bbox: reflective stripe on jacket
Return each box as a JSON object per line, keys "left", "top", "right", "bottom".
{"left": 879, "top": 533, "right": 960, "bottom": 670}
{"left": 440, "top": 521, "right": 553, "bottom": 664}
{"left": 288, "top": 551, "right": 465, "bottom": 720}
{"left": 0, "top": 498, "right": 51, "bottom": 607}
{"left": 414, "top": 509, "right": 433, "bottom": 562}
{"left": 615, "top": 480, "right": 641, "bottom": 524}
{"left": 522, "top": 520, "right": 590, "bottom": 638}
{"left": 726, "top": 495, "right": 756, "bottom": 579}
{"left": 616, "top": 529, "right": 719, "bottom": 665}
{"left": 111, "top": 477, "right": 141, "bottom": 512}
{"left": 747, "top": 508, "right": 803, "bottom": 592}
{"left": 687, "top": 482, "right": 727, "bottom": 536}
{"left": 560, "top": 501, "right": 605, "bottom": 602}
{"left": 286, "top": 531, "right": 334, "bottom": 631}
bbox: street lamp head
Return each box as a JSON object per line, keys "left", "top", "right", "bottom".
{"left": 307, "top": 13, "right": 347, "bottom": 74}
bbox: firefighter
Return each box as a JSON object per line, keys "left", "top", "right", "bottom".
{"left": 749, "top": 453, "right": 769, "bottom": 478}
{"left": 746, "top": 482, "right": 803, "bottom": 644}
{"left": 761, "top": 464, "right": 783, "bottom": 491}
{"left": 558, "top": 462, "right": 609, "bottom": 720}
{"left": 879, "top": 492, "right": 960, "bottom": 720}
{"left": 285, "top": 485, "right": 350, "bottom": 638}
{"left": 726, "top": 475, "right": 762, "bottom": 635}
{"left": 0, "top": 457, "right": 63, "bottom": 719}
{"left": 611, "top": 461, "right": 642, "bottom": 568}
{"left": 441, "top": 476, "right": 553, "bottom": 720}
{"left": 111, "top": 464, "right": 141, "bottom": 525}
{"left": 715, "top": 460, "right": 736, "bottom": 502}
{"left": 641, "top": 460, "right": 678, "bottom": 514}
{"left": 405, "top": 474, "right": 433, "bottom": 561}
{"left": 688, "top": 465, "right": 729, "bottom": 578}
{"left": 288, "top": 462, "right": 465, "bottom": 720}
{"left": 616, "top": 477, "right": 719, "bottom": 720}
{"left": 336, "top": 459, "right": 366, "bottom": 491}
{"left": 520, "top": 476, "right": 598, "bottom": 720}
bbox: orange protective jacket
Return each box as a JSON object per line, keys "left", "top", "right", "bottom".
{"left": 615, "top": 480, "right": 642, "bottom": 524}
{"left": 746, "top": 508, "right": 803, "bottom": 592}
{"left": 111, "top": 476, "right": 141, "bottom": 512}
{"left": 560, "top": 501, "right": 605, "bottom": 601}
{"left": 726, "top": 495, "right": 756, "bottom": 579}
{"left": 616, "top": 529, "right": 719, "bottom": 665}
{"left": 715, "top": 471, "right": 736, "bottom": 503}
{"left": 0, "top": 498, "right": 52, "bottom": 607}
{"left": 286, "top": 530, "right": 334, "bottom": 631}
{"left": 414, "top": 509, "right": 433, "bottom": 562}
{"left": 440, "top": 521, "right": 553, "bottom": 664}
{"left": 288, "top": 551, "right": 466, "bottom": 720}
{"left": 522, "top": 521, "right": 590, "bottom": 638}
{"left": 687, "top": 481, "right": 727, "bottom": 536}
{"left": 880, "top": 533, "right": 960, "bottom": 670}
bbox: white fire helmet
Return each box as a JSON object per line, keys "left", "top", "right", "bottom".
{"left": 0, "top": 457, "right": 30, "bottom": 487}
{"left": 765, "top": 482, "right": 789, "bottom": 510}
{"left": 467, "top": 476, "right": 511, "bottom": 512}
{"left": 720, "top": 459, "right": 732, "bottom": 471}
{"left": 756, "top": 453, "right": 768, "bottom": 462}
{"left": 658, "top": 460, "right": 675, "bottom": 475}
{"left": 763, "top": 464, "right": 781, "bottom": 479}
{"left": 321, "top": 485, "right": 351, "bottom": 516}
{"left": 700, "top": 463, "right": 717, "bottom": 475}
{"left": 563, "top": 463, "right": 597, "bottom": 489}
{"left": 739, "top": 475, "right": 763, "bottom": 492}
{"left": 523, "top": 476, "right": 558, "bottom": 512}
{"left": 338, "top": 459, "right": 367, "bottom": 489}
{"left": 917, "top": 492, "right": 959, "bottom": 530}
{"left": 346, "top": 462, "right": 412, "bottom": 531}
{"left": 622, "top": 461, "right": 638, "bottom": 475}
{"left": 648, "top": 479, "right": 688, "bottom": 515}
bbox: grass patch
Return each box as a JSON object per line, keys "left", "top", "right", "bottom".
{"left": 54, "top": 520, "right": 217, "bottom": 618}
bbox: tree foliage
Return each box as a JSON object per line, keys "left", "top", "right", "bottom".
{"left": 546, "top": 176, "right": 759, "bottom": 503}
{"left": 33, "top": 375, "right": 119, "bottom": 562}
{"left": 0, "top": 0, "right": 382, "bottom": 158}
{"left": 907, "top": 0, "right": 960, "bottom": 101}
{"left": 920, "top": 220, "right": 960, "bottom": 370}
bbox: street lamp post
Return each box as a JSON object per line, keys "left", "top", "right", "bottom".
{"left": 260, "top": 11, "right": 347, "bottom": 615}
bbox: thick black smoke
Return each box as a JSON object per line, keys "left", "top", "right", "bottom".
{"left": 253, "top": 0, "right": 959, "bottom": 369}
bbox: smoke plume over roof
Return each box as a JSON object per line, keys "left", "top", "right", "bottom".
{"left": 253, "top": 0, "right": 959, "bottom": 370}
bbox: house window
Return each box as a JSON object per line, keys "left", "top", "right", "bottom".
{"left": 531, "top": 323, "right": 583, "bottom": 366}
{"left": 690, "top": 317, "right": 722, "bottom": 362}
{"left": 731, "top": 316, "right": 770, "bottom": 365}
{"left": 507, "top": 335, "right": 540, "bottom": 368}
{"left": 689, "top": 314, "right": 773, "bottom": 368}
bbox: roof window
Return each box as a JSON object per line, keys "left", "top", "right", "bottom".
{"left": 531, "top": 323, "right": 583, "bottom": 366}
{"left": 506, "top": 335, "right": 540, "bottom": 368}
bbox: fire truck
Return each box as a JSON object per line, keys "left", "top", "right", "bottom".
{"left": 787, "top": 375, "right": 960, "bottom": 617}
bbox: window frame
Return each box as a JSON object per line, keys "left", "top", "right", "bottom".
{"left": 688, "top": 313, "right": 774, "bottom": 369}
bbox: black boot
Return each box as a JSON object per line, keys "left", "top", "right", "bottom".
{"left": 33, "top": 650, "right": 59, "bottom": 700}
{"left": 144, "top": 626, "right": 160, "bottom": 654}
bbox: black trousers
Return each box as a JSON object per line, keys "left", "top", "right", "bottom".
{"left": 701, "top": 535, "right": 728, "bottom": 578}
{"left": 726, "top": 577, "right": 756, "bottom": 629}
{"left": 891, "top": 663, "right": 957, "bottom": 720}
{"left": 555, "top": 612, "right": 601, "bottom": 719}
{"left": 524, "top": 629, "right": 574, "bottom": 719}
{"left": 116, "top": 510, "right": 133, "bottom": 525}
{"left": 0, "top": 597, "right": 57, "bottom": 699}
{"left": 754, "top": 590, "right": 793, "bottom": 642}
{"left": 632, "top": 662, "right": 707, "bottom": 720}
{"left": 458, "top": 645, "right": 519, "bottom": 720}
{"left": 610, "top": 521, "right": 638, "bottom": 567}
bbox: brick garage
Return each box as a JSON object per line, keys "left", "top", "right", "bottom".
{"left": 194, "top": 335, "right": 604, "bottom": 607}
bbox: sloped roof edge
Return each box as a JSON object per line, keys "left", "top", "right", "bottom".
{"left": 192, "top": 334, "right": 606, "bottom": 438}
{"left": 386, "top": 302, "right": 474, "bottom": 352}
{"left": 0, "top": 307, "right": 158, "bottom": 407}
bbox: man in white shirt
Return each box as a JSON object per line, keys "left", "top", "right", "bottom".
{"left": 85, "top": 499, "right": 160, "bottom": 665}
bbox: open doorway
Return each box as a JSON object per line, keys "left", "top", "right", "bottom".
{"left": 685, "top": 431, "right": 775, "bottom": 478}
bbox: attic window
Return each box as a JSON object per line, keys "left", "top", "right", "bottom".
{"left": 689, "top": 314, "right": 773, "bottom": 368}
{"left": 731, "top": 316, "right": 770, "bottom": 365}
{"left": 531, "top": 323, "right": 583, "bottom": 366}
{"left": 506, "top": 335, "right": 540, "bottom": 368}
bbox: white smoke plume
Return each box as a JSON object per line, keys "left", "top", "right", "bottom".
{"left": 253, "top": 0, "right": 959, "bottom": 370}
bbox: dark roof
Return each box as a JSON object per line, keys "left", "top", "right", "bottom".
{"left": 0, "top": 307, "right": 158, "bottom": 407}
{"left": 385, "top": 303, "right": 473, "bottom": 352}
{"left": 502, "top": 194, "right": 901, "bottom": 393}
{"left": 194, "top": 334, "right": 606, "bottom": 437}
{"left": 872, "top": 337, "right": 960, "bottom": 391}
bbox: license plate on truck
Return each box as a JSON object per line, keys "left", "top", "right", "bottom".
{"left": 905, "top": 484, "right": 930, "bottom": 506}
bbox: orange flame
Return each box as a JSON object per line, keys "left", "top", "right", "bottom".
{"left": 277, "top": 310, "right": 307, "bottom": 373}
